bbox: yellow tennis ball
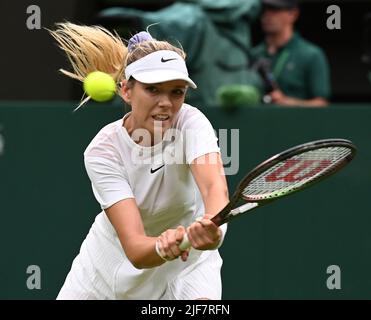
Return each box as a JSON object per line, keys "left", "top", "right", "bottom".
{"left": 83, "top": 71, "right": 116, "bottom": 102}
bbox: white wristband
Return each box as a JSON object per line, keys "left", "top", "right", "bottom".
{"left": 155, "top": 239, "right": 170, "bottom": 261}
{"left": 215, "top": 223, "right": 228, "bottom": 249}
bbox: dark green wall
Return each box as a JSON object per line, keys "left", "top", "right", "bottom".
{"left": 0, "top": 101, "right": 370, "bottom": 299}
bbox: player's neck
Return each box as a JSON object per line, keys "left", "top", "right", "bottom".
{"left": 266, "top": 28, "right": 293, "bottom": 54}
{"left": 123, "top": 113, "right": 140, "bottom": 143}
{"left": 123, "top": 114, "right": 160, "bottom": 147}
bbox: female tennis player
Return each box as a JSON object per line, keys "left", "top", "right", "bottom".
{"left": 50, "top": 23, "right": 229, "bottom": 300}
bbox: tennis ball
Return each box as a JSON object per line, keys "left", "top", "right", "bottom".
{"left": 83, "top": 71, "right": 116, "bottom": 102}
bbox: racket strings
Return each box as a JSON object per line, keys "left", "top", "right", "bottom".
{"left": 243, "top": 146, "right": 352, "bottom": 200}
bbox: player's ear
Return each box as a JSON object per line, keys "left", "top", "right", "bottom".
{"left": 121, "top": 79, "right": 132, "bottom": 104}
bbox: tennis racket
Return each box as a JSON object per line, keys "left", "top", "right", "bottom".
{"left": 179, "top": 138, "right": 356, "bottom": 250}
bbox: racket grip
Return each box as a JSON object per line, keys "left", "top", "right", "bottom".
{"left": 178, "top": 234, "right": 191, "bottom": 251}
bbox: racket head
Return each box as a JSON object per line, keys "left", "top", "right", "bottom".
{"left": 237, "top": 138, "right": 356, "bottom": 202}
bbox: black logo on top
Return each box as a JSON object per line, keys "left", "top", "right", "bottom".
{"left": 161, "top": 57, "right": 177, "bottom": 63}
{"left": 150, "top": 164, "right": 165, "bottom": 174}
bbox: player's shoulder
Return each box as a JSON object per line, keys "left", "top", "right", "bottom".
{"left": 99, "top": 118, "right": 124, "bottom": 135}
{"left": 84, "top": 118, "right": 123, "bottom": 159}
{"left": 175, "top": 103, "right": 212, "bottom": 131}
{"left": 177, "top": 103, "right": 209, "bottom": 122}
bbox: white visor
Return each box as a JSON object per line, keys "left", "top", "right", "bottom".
{"left": 125, "top": 50, "right": 197, "bottom": 89}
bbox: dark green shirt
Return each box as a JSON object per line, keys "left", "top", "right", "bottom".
{"left": 251, "top": 33, "right": 331, "bottom": 100}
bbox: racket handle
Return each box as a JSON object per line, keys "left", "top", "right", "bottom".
{"left": 178, "top": 234, "right": 191, "bottom": 251}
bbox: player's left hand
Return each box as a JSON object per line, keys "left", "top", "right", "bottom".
{"left": 157, "top": 226, "right": 190, "bottom": 262}
{"left": 186, "top": 216, "right": 222, "bottom": 250}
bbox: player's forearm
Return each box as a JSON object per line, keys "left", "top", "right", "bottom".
{"left": 200, "top": 184, "right": 229, "bottom": 249}
{"left": 121, "top": 235, "right": 166, "bottom": 269}
{"left": 201, "top": 183, "right": 229, "bottom": 219}
{"left": 105, "top": 200, "right": 167, "bottom": 269}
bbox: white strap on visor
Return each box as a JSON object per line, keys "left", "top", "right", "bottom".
{"left": 125, "top": 50, "right": 197, "bottom": 88}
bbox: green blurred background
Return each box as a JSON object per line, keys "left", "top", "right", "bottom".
{"left": 0, "top": 102, "right": 370, "bottom": 299}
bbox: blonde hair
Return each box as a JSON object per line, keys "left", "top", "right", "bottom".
{"left": 49, "top": 22, "right": 186, "bottom": 108}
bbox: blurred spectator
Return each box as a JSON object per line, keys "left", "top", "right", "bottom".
{"left": 251, "top": 0, "right": 331, "bottom": 107}
{"left": 95, "top": 0, "right": 262, "bottom": 108}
